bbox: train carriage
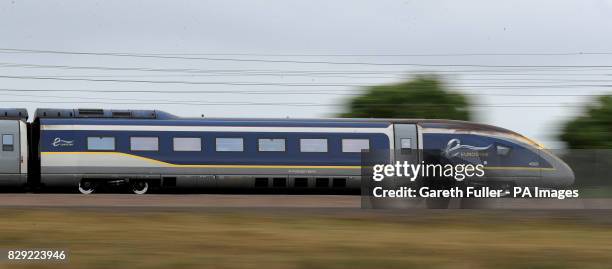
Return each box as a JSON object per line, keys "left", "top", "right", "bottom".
{"left": 0, "top": 109, "right": 29, "bottom": 187}
{"left": 34, "top": 109, "right": 406, "bottom": 194}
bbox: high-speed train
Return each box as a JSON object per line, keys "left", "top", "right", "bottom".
{"left": 0, "top": 108, "right": 574, "bottom": 195}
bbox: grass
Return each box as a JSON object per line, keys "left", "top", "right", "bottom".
{"left": 0, "top": 209, "right": 611, "bottom": 269}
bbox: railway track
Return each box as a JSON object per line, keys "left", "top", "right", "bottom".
{"left": 0, "top": 194, "right": 361, "bottom": 208}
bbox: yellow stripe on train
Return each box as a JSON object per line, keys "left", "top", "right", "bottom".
{"left": 41, "top": 151, "right": 554, "bottom": 171}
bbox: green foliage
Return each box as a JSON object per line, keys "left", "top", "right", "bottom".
{"left": 340, "top": 75, "right": 471, "bottom": 120}
{"left": 560, "top": 95, "right": 612, "bottom": 149}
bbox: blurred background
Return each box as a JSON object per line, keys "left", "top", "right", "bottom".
{"left": 1, "top": 0, "right": 611, "bottom": 150}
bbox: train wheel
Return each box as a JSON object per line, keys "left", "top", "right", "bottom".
{"left": 78, "top": 181, "right": 96, "bottom": 194}
{"left": 130, "top": 181, "right": 149, "bottom": 195}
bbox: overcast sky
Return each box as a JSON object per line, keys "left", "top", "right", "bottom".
{"left": 1, "top": 0, "right": 612, "bottom": 147}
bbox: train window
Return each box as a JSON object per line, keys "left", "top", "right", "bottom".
{"left": 400, "top": 138, "right": 412, "bottom": 149}
{"left": 300, "top": 139, "right": 328, "bottom": 152}
{"left": 87, "top": 137, "right": 115, "bottom": 151}
{"left": 2, "top": 134, "right": 14, "bottom": 151}
{"left": 130, "top": 137, "right": 159, "bottom": 151}
{"left": 216, "top": 138, "right": 244, "bottom": 152}
{"left": 342, "top": 139, "right": 370, "bottom": 152}
{"left": 496, "top": 145, "right": 511, "bottom": 156}
{"left": 173, "top": 137, "right": 202, "bottom": 152}
{"left": 258, "top": 138, "right": 286, "bottom": 152}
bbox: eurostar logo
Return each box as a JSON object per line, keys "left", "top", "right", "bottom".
{"left": 52, "top": 137, "right": 75, "bottom": 147}
{"left": 443, "top": 138, "right": 492, "bottom": 158}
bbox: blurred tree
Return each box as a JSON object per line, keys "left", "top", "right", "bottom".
{"left": 339, "top": 75, "right": 471, "bottom": 120}
{"left": 560, "top": 95, "right": 612, "bottom": 149}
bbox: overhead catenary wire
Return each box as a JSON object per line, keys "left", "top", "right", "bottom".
{"left": 6, "top": 48, "right": 612, "bottom": 57}
{"left": 4, "top": 72, "right": 612, "bottom": 84}
{"left": 3, "top": 92, "right": 608, "bottom": 105}
{"left": 3, "top": 62, "right": 612, "bottom": 76}
{"left": 0, "top": 48, "right": 610, "bottom": 112}
{"left": 0, "top": 88, "right": 610, "bottom": 97}
{"left": 0, "top": 86, "right": 610, "bottom": 105}
{"left": 2, "top": 48, "right": 612, "bottom": 68}
{"left": 0, "top": 99, "right": 591, "bottom": 108}
{"left": 2, "top": 75, "right": 612, "bottom": 89}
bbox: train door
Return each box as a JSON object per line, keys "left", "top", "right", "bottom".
{"left": 393, "top": 124, "right": 419, "bottom": 164}
{"left": 0, "top": 120, "right": 20, "bottom": 183}
{"left": 382, "top": 123, "right": 421, "bottom": 207}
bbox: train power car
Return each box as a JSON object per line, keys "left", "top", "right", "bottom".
{"left": 0, "top": 109, "right": 29, "bottom": 187}
{"left": 0, "top": 108, "right": 574, "bottom": 195}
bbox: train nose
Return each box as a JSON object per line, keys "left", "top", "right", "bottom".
{"left": 542, "top": 157, "right": 575, "bottom": 188}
